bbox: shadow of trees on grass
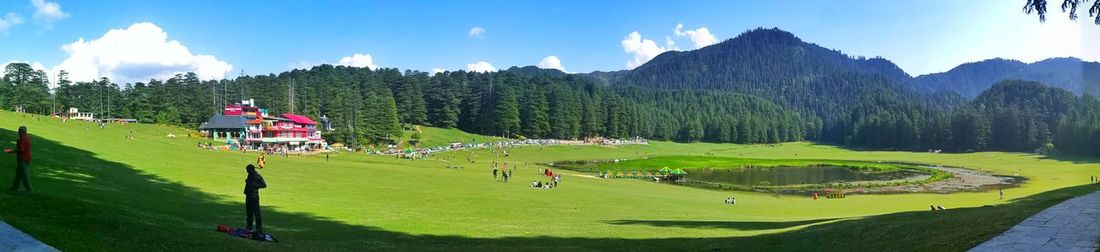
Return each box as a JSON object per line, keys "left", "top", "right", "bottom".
{"left": 0, "top": 128, "right": 1094, "bottom": 251}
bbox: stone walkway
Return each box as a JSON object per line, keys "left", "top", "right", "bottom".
{"left": 970, "top": 190, "right": 1100, "bottom": 252}
{"left": 0, "top": 221, "right": 56, "bottom": 252}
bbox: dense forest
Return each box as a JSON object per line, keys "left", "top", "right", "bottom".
{"left": 0, "top": 28, "right": 1097, "bottom": 156}
{"left": 0, "top": 62, "right": 808, "bottom": 147}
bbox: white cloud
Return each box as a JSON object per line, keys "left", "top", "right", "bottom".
{"left": 469, "top": 26, "right": 485, "bottom": 38}
{"left": 466, "top": 61, "right": 496, "bottom": 73}
{"left": 621, "top": 31, "right": 670, "bottom": 69}
{"left": 673, "top": 23, "right": 717, "bottom": 49}
{"left": 0, "top": 13, "right": 24, "bottom": 34}
{"left": 51, "top": 22, "right": 233, "bottom": 83}
{"left": 538, "top": 55, "right": 565, "bottom": 71}
{"left": 337, "top": 53, "right": 378, "bottom": 70}
{"left": 665, "top": 36, "right": 679, "bottom": 51}
{"left": 431, "top": 68, "right": 446, "bottom": 75}
{"left": 31, "top": 0, "right": 68, "bottom": 25}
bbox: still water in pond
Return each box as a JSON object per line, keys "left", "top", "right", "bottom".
{"left": 686, "top": 166, "right": 923, "bottom": 186}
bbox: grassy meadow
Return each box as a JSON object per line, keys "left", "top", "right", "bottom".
{"left": 0, "top": 110, "right": 1095, "bottom": 251}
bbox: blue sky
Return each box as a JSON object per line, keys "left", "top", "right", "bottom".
{"left": 0, "top": 0, "right": 1097, "bottom": 84}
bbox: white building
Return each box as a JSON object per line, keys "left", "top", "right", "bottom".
{"left": 68, "top": 108, "right": 95, "bottom": 121}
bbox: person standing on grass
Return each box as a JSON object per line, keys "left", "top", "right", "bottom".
{"left": 999, "top": 188, "right": 1004, "bottom": 200}
{"left": 5, "top": 126, "right": 32, "bottom": 192}
{"left": 244, "top": 164, "right": 267, "bottom": 233}
{"left": 257, "top": 152, "right": 266, "bottom": 169}
{"left": 493, "top": 166, "right": 499, "bottom": 180}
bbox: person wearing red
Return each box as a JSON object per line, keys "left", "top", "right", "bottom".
{"left": 5, "top": 126, "right": 32, "bottom": 192}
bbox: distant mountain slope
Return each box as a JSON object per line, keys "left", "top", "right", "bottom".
{"left": 591, "top": 28, "right": 950, "bottom": 143}
{"left": 915, "top": 57, "right": 1100, "bottom": 98}
{"left": 614, "top": 27, "right": 912, "bottom": 91}
{"left": 503, "top": 66, "right": 568, "bottom": 78}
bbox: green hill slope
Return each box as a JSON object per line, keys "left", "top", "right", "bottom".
{"left": 0, "top": 111, "right": 1095, "bottom": 251}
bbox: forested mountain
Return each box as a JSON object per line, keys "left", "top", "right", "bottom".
{"left": 916, "top": 57, "right": 1100, "bottom": 98}
{"left": 614, "top": 28, "right": 912, "bottom": 90}
{"left": 602, "top": 28, "right": 958, "bottom": 146}
{"left": 2, "top": 27, "right": 1099, "bottom": 156}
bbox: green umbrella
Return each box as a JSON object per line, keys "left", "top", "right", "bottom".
{"left": 659, "top": 167, "right": 672, "bottom": 175}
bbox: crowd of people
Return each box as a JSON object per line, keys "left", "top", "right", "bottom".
{"left": 370, "top": 138, "right": 648, "bottom": 158}
{"left": 484, "top": 160, "right": 564, "bottom": 189}
{"left": 530, "top": 168, "right": 562, "bottom": 189}
{"left": 492, "top": 161, "right": 515, "bottom": 183}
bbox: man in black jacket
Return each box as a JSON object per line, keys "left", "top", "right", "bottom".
{"left": 244, "top": 164, "right": 267, "bottom": 233}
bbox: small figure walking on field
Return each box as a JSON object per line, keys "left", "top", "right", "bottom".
{"left": 257, "top": 152, "right": 266, "bottom": 169}
{"left": 999, "top": 188, "right": 1004, "bottom": 200}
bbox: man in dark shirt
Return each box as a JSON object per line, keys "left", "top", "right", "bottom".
{"left": 244, "top": 164, "right": 267, "bottom": 232}
{"left": 5, "top": 126, "right": 31, "bottom": 192}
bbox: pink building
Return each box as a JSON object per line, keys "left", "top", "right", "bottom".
{"left": 201, "top": 99, "right": 326, "bottom": 152}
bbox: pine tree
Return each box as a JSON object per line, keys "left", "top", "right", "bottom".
{"left": 492, "top": 87, "right": 521, "bottom": 137}
{"left": 520, "top": 87, "right": 550, "bottom": 138}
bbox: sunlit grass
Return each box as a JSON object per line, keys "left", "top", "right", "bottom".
{"left": 0, "top": 110, "right": 1095, "bottom": 250}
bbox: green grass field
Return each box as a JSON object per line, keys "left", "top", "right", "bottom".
{"left": 0, "top": 110, "right": 1096, "bottom": 251}
{"left": 396, "top": 126, "right": 505, "bottom": 149}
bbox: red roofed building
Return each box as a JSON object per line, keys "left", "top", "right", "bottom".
{"left": 200, "top": 99, "right": 326, "bottom": 152}
{"left": 282, "top": 114, "right": 324, "bottom": 147}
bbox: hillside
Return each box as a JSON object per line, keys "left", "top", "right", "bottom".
{"left": 613, "top": 28, "right": 912, "bottom": 90}
{"left": 596, "top": 28, "right": 954, "bottom": 145}
{"left": 399, "top": 125, "right": 506, "bottom": 148}
{"left": 915, "top": 57, "right": 1100, "bottom": 98}
{"left": 0, "top": 111, "right": 1096, "bottom": 250}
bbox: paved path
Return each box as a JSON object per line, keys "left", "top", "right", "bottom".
{"left": 0, "top": 221, "right": 56, "bottom": 252}
{"left": 970, "top": 190, "right": 1100, "bottom": 252}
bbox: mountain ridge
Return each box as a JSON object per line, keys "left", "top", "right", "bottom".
{"left": 530, "top": 27, "right": 1095, "bottom": 99}
{"left": 915, "top": 57, "right": 1100, "bottom": 98}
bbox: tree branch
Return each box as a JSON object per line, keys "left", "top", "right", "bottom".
{"left": 1024, "top": 0, "right": 1049, "bottom": 22}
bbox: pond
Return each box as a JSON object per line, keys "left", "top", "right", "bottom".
{"left": 685, "top": 166, "right": 926, "bottom": 187}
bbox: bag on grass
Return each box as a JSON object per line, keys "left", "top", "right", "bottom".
{"left": 251, "top": 231, "right": 278, "bottom": 242}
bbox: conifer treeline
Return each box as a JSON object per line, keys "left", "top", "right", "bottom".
{"left": 3, "top": 62, "right": 1099, "bottom": 156}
